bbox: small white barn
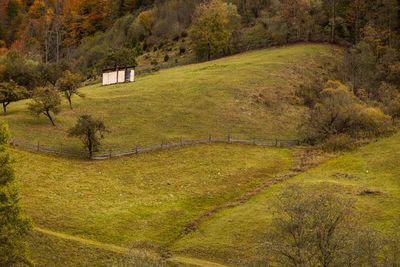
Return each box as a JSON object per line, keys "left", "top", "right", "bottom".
{"left": 102, "top": 66, "right": 135, "bottom": 86}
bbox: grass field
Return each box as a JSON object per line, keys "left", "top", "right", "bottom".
{"left": 4, "top": 44, "right": 339, "bottom": 151}
{"left": 171, "top": 133, "right": 400, "bottom": 265}
{"left": 13, "top": 143, "right": 291, "bottom": 257}
{"left": 7, "top": 44, "right": 349, "bottom": 266}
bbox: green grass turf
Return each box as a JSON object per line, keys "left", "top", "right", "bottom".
{"left": 4, "top": 44, "right": 338, "bottom": 150}
{"left": 13, "top": 143, "right": 291, "bottom": 250}
{"left": 171, "top": 133, "right": 400, "bottom": 265}
{"left": 26, "top": 230, "right": 124, "bottom": 267}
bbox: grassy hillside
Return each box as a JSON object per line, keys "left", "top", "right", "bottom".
{"left": 4, "top": 44, "right": 338, "bottom": 150}
{"left": 171, "top": 133, "right": 400, "bottom": 265}
{"left": 13, "top": 143, "right": 291, "bottom": 253}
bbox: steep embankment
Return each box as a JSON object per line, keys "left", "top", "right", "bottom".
{"left": 5, "top": 44, "right": 339, "bottom": 150}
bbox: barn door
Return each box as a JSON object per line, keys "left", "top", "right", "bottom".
{"left": 125, "top": 69, "right": 130, "bottom": 82}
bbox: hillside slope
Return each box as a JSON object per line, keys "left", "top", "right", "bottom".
{"left": 13, "top": 143, "right": 291, "bottom": 253}
{"left": 171, "top": 133, "right": 400, "bottom": 265}
{"left": 5, "top": 44, "right": 339, "bottom": 150}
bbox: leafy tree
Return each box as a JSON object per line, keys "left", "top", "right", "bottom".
{"left": 58, "top": 70, "right": 83, "bottom": 110}
{"left": 0, "top": 50, "right": 39, "bottom": 91}
{"left": 68, "top": 115, "right": 109, "bottom": 159}
{"left": 0, "top": 120, "right": 32, "bottom": 266}
{"left": 28, "top": 87, "right": 61, "bottom": 126}
{"left": 137, "top": 10, "right": 156, "bottom": 35}
{"left": 102, "top": 48, "right": 137, "bottom": 69}
{"left": 190, "top": 0, "right": 231, "bottom": 60}
{"left": 302, "top": 81, "right": 391, "bottom": 144}
{"left": 37, "top": 62, "right": 65, "bottom": 87}
{"left": 0, "top": 80, "right": 28, "bottom": 115}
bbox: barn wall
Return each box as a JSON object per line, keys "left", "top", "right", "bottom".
{"left": 130, "top": 70, "right": 135, "bottom": 82}
{"left": 102, "top": 69, "right": 135, "bottom": 86}
{"left": 109, "top": 71, "right": 117, "bottom": 84}
{"left": 118, "top": 71, "right": 125, "bottom": 83}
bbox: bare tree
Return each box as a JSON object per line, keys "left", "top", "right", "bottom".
{"left": 258, "top": 183, "right": 400, "bottom": 266}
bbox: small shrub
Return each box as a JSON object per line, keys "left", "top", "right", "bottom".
{"left": 181, "top": 31, "right": 188, "bottom": 38}
{"left": 167, "top": 48, "right": 172, "bottom": 52}
{"left": 172, "top": 34, "right": 180, "bottom": 42}
{"left": 179, "top": 46, "right": 186, "bottom": 55}
{"left": 142, "top": 42, "right": 148, "bottom": 51}
{"left": 355, "top": 107, "right": 392, "bottom": 138}
{"left": 175, "top": 59, "right": 178, "bottom": 63}
{"left": 158, "top": 41, "right": 165, "bottom": 49}
{"left": 150, "top": 59, "right": 158, "bottom": 65}
{"left": 153, "top": 46, "right": 157, "bottom": 52}
{"left": 164, "top": 54, "right": 169, "bottom": 62}
{"left": 323, "top": 134, "right": 354, "bottom": 152}
{"left": 181, "top": 39, "right": 185, "bottom": 43}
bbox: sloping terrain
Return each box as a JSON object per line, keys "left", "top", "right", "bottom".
{"left": 13, "top": 143, "right": 291, "bottom": 264}
{"left": 4, "top": 44, "right": 338, "bottom": 150}
{"left": 171, "top": 133, "right": 400, "bottom": 265}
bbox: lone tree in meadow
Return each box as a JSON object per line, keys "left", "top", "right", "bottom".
{"left": 190, "top": 0, "right": 231, "bottom": 61}
{"left": 58, "top": 70, "right": 83, "bottom": 110}
{"left": 0, "top": 80, "right": 28, "bottom": 115}
{"left": 259, "top": 183, "right": 400, "bottom": 266}
{"left": 0, "top": 121, "right": 32, "bottom": 266}
{"left": 28, "top": 87, "right": 61, "bottom": 126}
{"left": 68, "top": 115, "right": 109, "bottom": 159}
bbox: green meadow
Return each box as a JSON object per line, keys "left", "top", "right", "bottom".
{"left": 9, "top": 44, "right": 389, "bottom": 266}
{"left": 4, "top": 44, "right": 337, "bottom": 150}
{"left": 171, "top": 133, "right": 400, "bottom": 265}
{"left": 13, "top": 143, "right": 291, "bottom": 264}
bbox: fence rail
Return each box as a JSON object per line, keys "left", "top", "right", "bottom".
{"left": 9, "top": 134, "right": 300, "bottom": 160}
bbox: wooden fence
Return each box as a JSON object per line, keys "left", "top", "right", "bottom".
{"left": 10, "top": 134, "right": 300, "bottom": 160}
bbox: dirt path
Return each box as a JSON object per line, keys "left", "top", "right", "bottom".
{"left": 174, "top": 147, "right": 332, "bottom": 240}
{"left": 34, "top": 227, "right": 227, "bottom": 266}
{"left": 33, "top": 147, "right": 332, "bottom": 267}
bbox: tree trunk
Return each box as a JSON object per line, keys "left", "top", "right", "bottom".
{"left": 207, "top": 42, "right": 211, "bottom": 61}
{"left": 46, "top": 110, "right": 56, "bottom": 126}
{"left": 68, "top": 97, "right": 73, "bottom": 110}
{"left": 88, "top": 129, "right": 93, "bottom": 159}
{"left": 3, "top": 103, "right": 7, "bottom": 116}
{"left": 43, "top": 0, "right": 49, "bottom": 63}
{"left": 331, "top": 0, "right": 336, "bottom": 43}
{"left": 55, "top": 0, "right": 61, "bottom": 63}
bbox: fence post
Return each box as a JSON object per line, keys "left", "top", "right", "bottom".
{"left": 12, "top": 136, "right": 15, "bottom": 146}
{"left": 209, "top": 134, "right": 212, "bottom": 142}
{"left": 180, "top": 136, "right": 183, "bottom": 146}
{"left": 37, "top": 141, "right": 40, "bottom": 152}
{"left": 109, "top": 148, "right": 112, "bottom": 158}
{"left": 228, "top": 133, "right": 231, "bottom": 143}
{"left": 275, "top": 138, "right": 278, "bottom": 147}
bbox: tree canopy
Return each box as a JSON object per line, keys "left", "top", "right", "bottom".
{"left": 0, "top": 80, "right": 28, "bottom": 115}
{"left": 28, "top": 87, "right": 61, "bottom": 126}
{"left": 68, "top": 115, "right": 109, "bottom": 158}
{"left": 58, "top": 70, "right": 83, "bottom": 110}
{"left": 190, "top": 0, "right": 239, "bottom": 60}
{"left": 0, "top": 120, "right": 32, "bottom": 266}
